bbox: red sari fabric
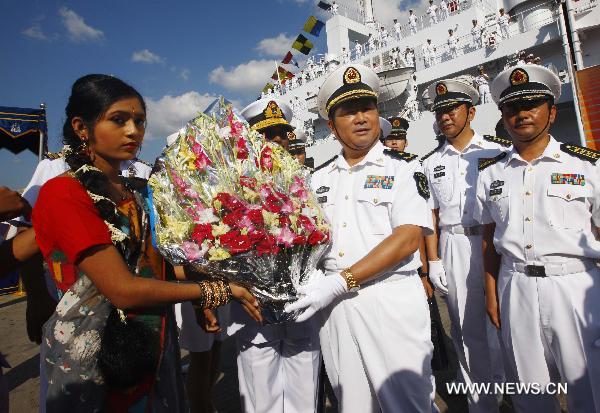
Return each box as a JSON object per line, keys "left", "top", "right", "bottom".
{"left": 33, "top": 177, "right": 113, "bottom": 295}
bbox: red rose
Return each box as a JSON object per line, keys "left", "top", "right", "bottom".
{"left": 213, "top": 192, "right": 245, "bottom": 213}
{"left": 248, "top": 229, "right": 266, "bottom": 245}
{"left": 222, "top": 210, "right": 246, "bottom": 228}
{"left": 220, "top": 230, "right": 252, "bottom": 254}
{"left": 247, "top": 209, "right": 264, "bottom": 226}
{"left": 297, "top": 215, "right": 316, "bottom": 232}
{"left": 263, "top": 193, "right": 283, "bottom": 213}
{"left": 278, "top": 215, "right": 291, "bottom": 227}
{"left": 239, "top": 175, "right": 257, "bottom": 189}
{"left": 293, "top": 234, "right": 307, "bottom": 245}
{"left": 191, "top": 223, "right": 214, "bottom": 243}
{"left": 307, "top": 230, "right": 327, "bottom": 246}
{"left": 256, "top": 234, "right": 280, "bottom": 255}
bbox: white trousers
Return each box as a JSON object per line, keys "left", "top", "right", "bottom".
{"left": 498, "top": 264, "right": 600, "bottom": 413}
{"left": 236, "top": 335, "right": 321, "bottom": 413}
{"left": 440, "top": 231, "right": 503, "bottom": 413}
{"left": 478, "top": 85, "right": 491, "bottom": 104}
{"left": 499, "top": 25, "right": 509, "bottom": 39}
{"left": 410, "top": 25, "right": 417, "bottom": 35}
{"left": 319, "top": 274, "right": 437, "bottom": 413}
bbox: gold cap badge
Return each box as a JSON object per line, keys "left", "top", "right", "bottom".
{"left": 264, "top": 101, "right": 283, "bottom": 119}
{"left": 510, "top": 68, "right": 529, "bottom": 86}
{"left": 436, "top": 83, "right": 448, "bottom": 95}
{"left": 344, "top": 67, "right": 361, "bottom": 84}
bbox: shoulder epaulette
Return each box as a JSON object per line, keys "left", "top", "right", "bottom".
{"left": 383, "top": 149, "right": 418, "bottom": 162}
{"left": 44, "top": 151, "right": 63, "bottom": 160}
{"left": 313, "top": 155, "right": 338, "bottom": 172}
{"left": 419, "top": 147, "right": 441, "bottom": 164}
{"left": 483, "top": 134, "right": 512, "bottom": 148}
{"left": 478, "top": 152, "right": 508, "bottom": 171}
{"left": 560, "top": 143, "right": 600, "bottom": 165}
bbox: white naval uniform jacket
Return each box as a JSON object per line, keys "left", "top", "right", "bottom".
{"left": 310, "top": 142, "right": 433, "bottom": 276}
{"left": 474, "top": 136, "right": 600, "bottom": 263}
{"left": 422, "top": 133, "right": 510, "bottom": 228}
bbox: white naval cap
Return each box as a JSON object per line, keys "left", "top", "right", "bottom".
{"left": 317, "top": 63, "right": 380, "bottom": 119}
{"left": 490, "top": 64, "right": 561, "bottom": 107}
{"left": 380, "top": 117, "right": 392, "bottom": 140}
{"left": 427, "top": 78, "right": 479, "bottom": 111}
{"left": 240, "top": 98, "right": 294, "bottom": 132}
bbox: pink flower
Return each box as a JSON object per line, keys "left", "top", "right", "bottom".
{"left": 194, "top": 151, "right": 212, "bottom": 170}
{"left": 228, "top": 111, "right": 245, "bottom": 138}
{"left": 276, "top": 226, "right": 296, "bottom": 248}
{"left": 289, "top": 177, "right": 309, "bottom": 202}
{"left": 182, "top": 241, "right": 204, "bottom": 260}
{"left": 280, "top": 199, "right": 294, "bottom": 214}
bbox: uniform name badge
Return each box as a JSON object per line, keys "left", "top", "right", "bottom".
{"left": 364, "top": 175, "right": 395, "bottom": 189}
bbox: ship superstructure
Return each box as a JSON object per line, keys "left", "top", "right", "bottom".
{"left": 270, "top": 0, "right": 599, "bottom": 165}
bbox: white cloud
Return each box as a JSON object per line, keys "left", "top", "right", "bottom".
{"left": 144, "top": 92, "right": 218, "bottom": 139}
{"left": 59, "top": 7, "right": 104, "bottom": 42}
{"left": 180, "top": 68, "right": 190, "bottom": 81}
{"left": 209, "top": 59, "right": 274, "bottom": 94}
{"left": 131, "top": 49, "right": 165, "bottom": 64}
{"left": 255, "top": 33, "right": 295, "bottom": 57}
{"left": 373, "top": 0, "right": 427, "bottom": 24}
{"left": 22, "top": 23, "right": 48, "bottom": 40}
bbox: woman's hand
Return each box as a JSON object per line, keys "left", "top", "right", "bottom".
{"left": 195, "top": 308, "right": 221, "bottom": 333}
{"left": 229, "top": 283, "right": 263, "bottom": 323}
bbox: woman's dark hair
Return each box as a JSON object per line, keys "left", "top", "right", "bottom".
{"left": 63, "top": 74, "right": 146, "bottom": 261}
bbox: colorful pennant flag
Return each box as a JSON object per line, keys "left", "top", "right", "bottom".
{"left": 262, "top": 83, "right": 275, "bottom": 93}
{"left": 317, "top": 1, "right": 332, "bottom": 11}
{"left": 292, "top": 34, "right": 314, "bottom": 55}
{"left": 0, "top": 106, "right": 47, "bottom": 155}
{"left": 282, "top": 51, "right": 294, "bottom": 65}
{"left": 303, "top": 16, "right": 325, "bottom": 37}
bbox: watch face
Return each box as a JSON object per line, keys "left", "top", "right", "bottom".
{"left": 349, "top": 285, "right": 360, "bottom": 293}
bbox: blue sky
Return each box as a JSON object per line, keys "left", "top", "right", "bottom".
{"left": 1, "top": 0, "right": 423, "bottom": 189}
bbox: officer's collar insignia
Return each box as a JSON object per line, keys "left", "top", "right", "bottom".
{"left": 392, "top": 119, "right": 401, "bottom": 127}
{"left": 510, "top": 68, "right": 529, "bottom": 86}
{"left": 436, "top": 82, "right": 448, "bottom": 95}
{"left": 316, "top": 185, "right": 330, "bottom": 194}
{"left": 383, "top": 149, "right": 417, "bottom": 162}
{"left": 478, "top": 152, "right": 508, "bottom": 171}
{"left": 560, "top": 143, "right": 600, "bottom": 164}
{"left": 413, "top": 172, "right": 430, "bottom": 200}
{"left": 364, "top": 175, "right": 395, "bottom": 190}
{"left": 344, "top": 67, "right": 361, "bottom": 84}
{"left": 264, "top": 101, "right": 284, "bottom": 119}
{"left": 483, "top": 134, "right": 512, "bottom": 148}
{"left": 551, "top": 173, "right": 585, "bottom": 186}
{"left": 434, "top": 165, "right": 445, "bottom": 172}
{"left": 490, "top": 180, "right": 504, "bottom": 189}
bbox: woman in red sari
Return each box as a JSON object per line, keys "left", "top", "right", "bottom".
{"left": 32, "top": 74, "right": 262, "bottom": 412}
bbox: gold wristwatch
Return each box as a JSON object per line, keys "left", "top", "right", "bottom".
{"left": 341, "top": 268, "right": 360, "bottom": 292}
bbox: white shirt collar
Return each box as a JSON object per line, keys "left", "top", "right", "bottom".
{"left": 333, "top": 141, "right": 387, "bottom": 170}
{"left": 505, "top": 135, "right": 563, "bottom": 167}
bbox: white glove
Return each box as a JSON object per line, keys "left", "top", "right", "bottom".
{"left": 428, "top": 260, "right": 448, "bottom": 295}
{"left": 284, "top": 272, "right": 348, "bottom": 322}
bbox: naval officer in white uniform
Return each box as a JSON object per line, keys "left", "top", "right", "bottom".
{"left": 233, "top": 98, "right": 321, "bottom": 413}
{"left": 475, "top": 64, "right": 600, "bottom": 412}
{"left": 285, "top": 63, "right": 437, "bottom": 412}
{"left": 422, "top": 78, "right": 509, "bottom": 413}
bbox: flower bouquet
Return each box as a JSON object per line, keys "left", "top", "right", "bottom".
{"left": 148, "top": 97, "right": 331, "bottom": 323}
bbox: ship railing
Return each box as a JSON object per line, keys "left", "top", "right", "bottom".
{"left": 327, "top": 2, "right": 366, "bottom": 24}
{"left": 411, "top": 0, "right": 559, "bottom": 70}
{"left": 573, "top": 0, "right": 598, "bottom": 13}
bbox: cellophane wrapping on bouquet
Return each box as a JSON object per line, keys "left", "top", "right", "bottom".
{"left": 148, "top": 97, "right": 331, "bottom": 323}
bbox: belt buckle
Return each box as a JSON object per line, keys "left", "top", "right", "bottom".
{"left": 525, "top": 265, "right": 546, "bottom": 277}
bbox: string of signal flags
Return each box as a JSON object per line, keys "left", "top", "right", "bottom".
{"left": 262, "top": 8, "right": 328, "bottom": 94}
